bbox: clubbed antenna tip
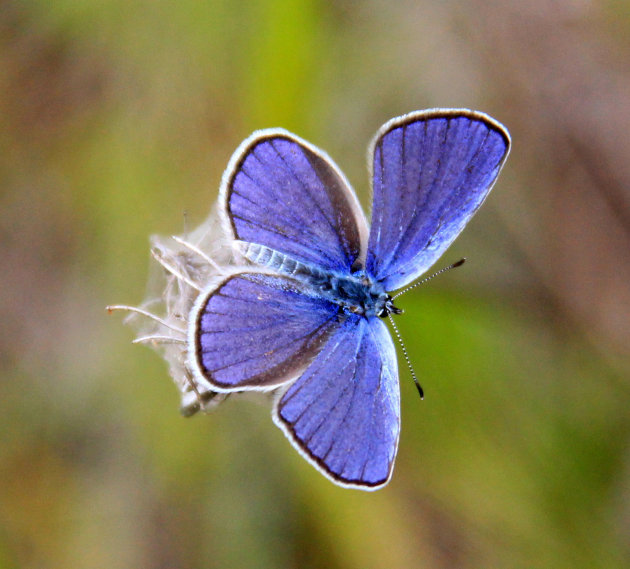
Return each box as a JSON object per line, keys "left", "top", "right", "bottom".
{"left": 387, "top": 313, "right": 424, "bottom": 401}
{"left": 414, "top": 381, "right": 424, "bottom": 400}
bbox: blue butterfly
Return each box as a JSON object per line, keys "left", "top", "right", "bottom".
{"left": 113, "top": 109, "right": 510, "bottom": 490}
{"left": 186, "top": 109, "right": 510, "bottom": 489}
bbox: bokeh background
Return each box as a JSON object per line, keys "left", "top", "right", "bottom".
{"left": 1, "top": 1, "right": 629, "bottom": 568}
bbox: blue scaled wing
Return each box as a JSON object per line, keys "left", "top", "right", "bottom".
{"left": 366, "top": 109, "right": 511, "bottom": 291}
{"left": 221, "top": 130, "right": 368, "bottom": 273}
{"left": 273, "top": 316, "right": 400, "bottom": 490}
{"left": 189, "top": 271, "right": 341, "bottom": 391}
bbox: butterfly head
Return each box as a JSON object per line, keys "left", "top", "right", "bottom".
{"left": 345, "top": 273, "right": 402, "bottom": 319}
{"left": 376, "top": 295, "right": 402, "bottom": 319}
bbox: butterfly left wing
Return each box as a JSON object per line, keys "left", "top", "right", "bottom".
{"left": 273, "top": 316, "right": 400, "bottom": 490}
{"left": 221, "top": 130, "right": 369, "bottom": 273}
{"left": 188, "top": 271, "right": 341, "bottom": 392}
{"left": 365, "top": 109, "right": 511, "bottom": 291}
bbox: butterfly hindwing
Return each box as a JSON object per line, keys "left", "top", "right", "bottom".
{"left": 273, "top": 316, "right": 400, "bottom": 490}
{"left": 222, "top": 130, "right": 369, "bottom": 273}
{"left": 366, "top": 109, "right": 511, "bottom": 290}
{"left": 189, "top": 271, "right": 341, "bottom": 391}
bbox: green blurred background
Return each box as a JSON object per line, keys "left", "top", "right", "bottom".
{"left": 1, "top": 1, "right": 629, "bottom": 567}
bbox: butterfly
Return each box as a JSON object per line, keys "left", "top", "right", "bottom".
{"left": 110, "top": 109, "right": 510, "bottom": 490}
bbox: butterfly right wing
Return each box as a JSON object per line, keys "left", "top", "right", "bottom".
{"left": 188, "top": 270, "right": 341, "bottom": 392}
{"left": 273, "top": 315, "right": 400, "bottom": 490}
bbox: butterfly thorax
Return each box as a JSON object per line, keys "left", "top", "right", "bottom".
{"left": 240, "top": 242, "right": 401, "bottom": 318}
{"left": 305, "top": 268, "right": 398, "bottom": 318}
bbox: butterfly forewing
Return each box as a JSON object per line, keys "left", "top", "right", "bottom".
{"left": 274, "top": 316, "right": 399, "bottom": 489}
{"left": 189, "top": 271, "right": 341, "bottom": 391}
{"left": 366, "top": 110, "right": 511, "bottom": 291}
{"left": 222, "top": 131, "right": 369, "bottom": 273}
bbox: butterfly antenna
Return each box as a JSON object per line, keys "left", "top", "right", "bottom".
{"left": 387, "top": 313, "right": 423, "bottom": 399}
{"left": 392, "top": 258, "right": 466, "bottom": 300}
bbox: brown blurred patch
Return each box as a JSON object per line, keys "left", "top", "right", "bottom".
{"left": 463, "top": 1, "right": 630, "bottom": 357}
{"left": 0, "top": 1, "right": 108, "bottom": 146}
{"left": 0, "top": 1, "right": 111, "bottom": 382}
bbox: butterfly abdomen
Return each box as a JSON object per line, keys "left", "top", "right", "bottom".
{"left": 239, "top": 241, "right": 326, "bottom": 279}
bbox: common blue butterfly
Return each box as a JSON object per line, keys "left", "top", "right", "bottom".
{"left": 109, "top": 109, "right": 510, "bottom": 490}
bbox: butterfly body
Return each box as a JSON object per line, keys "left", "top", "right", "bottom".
{"left": 239, "top": 241, "right": 396, "bottom": 318}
